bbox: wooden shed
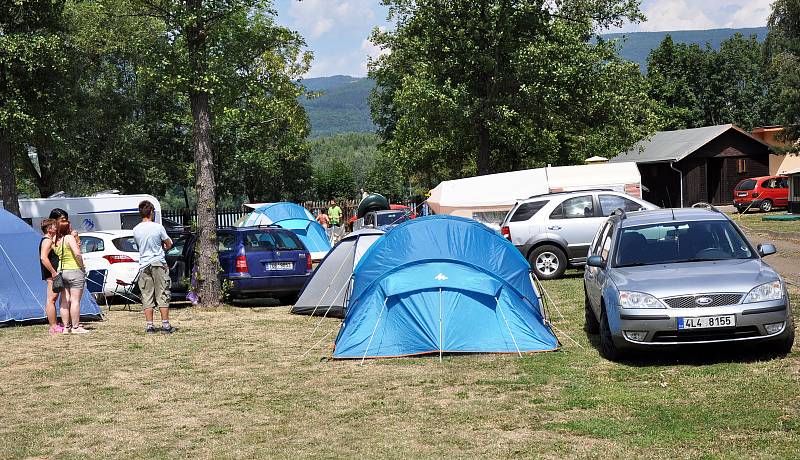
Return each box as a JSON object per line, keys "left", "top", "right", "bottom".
{"left": 788, "top": 167, "right": 800, "bottom": 214}
{"left": 611, "top": 125, "right": 773, "bottom": 207}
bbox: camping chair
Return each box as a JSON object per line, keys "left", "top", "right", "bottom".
{"left": 110, "top": 270, "right": 141, "bottom": 312}
{"left": 86, "top": 269, "right": 109, "bottom": 310}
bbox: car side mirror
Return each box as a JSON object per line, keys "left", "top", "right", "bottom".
{"left": 758, "top": 243, "right": 777, "bottom": 257}
{"left": 587, "top": 255, "right": 604, "bottom": 268}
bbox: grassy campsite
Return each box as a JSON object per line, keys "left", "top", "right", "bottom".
{"left": 1, "top": 273, "right": 798, "bottom": 458}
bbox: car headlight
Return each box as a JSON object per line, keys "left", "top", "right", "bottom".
{"left": 743, "top": 281, "right": 784, "bottom": 303}
{"left": 619, "top": 291, "right": 666, "bottom": 309}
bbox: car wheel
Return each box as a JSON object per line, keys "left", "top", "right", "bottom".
{"left": 599, "top": 306, "right": 622, "bottom": 361}
{"left": 529, "top": 245, "right": 567, "bottom": 280}
{"left": 760, "top": 199, "right": 773, "bottom": 212}
{"left": 584, "top": 288, "right": 599, "bottom": 334}
{"left": 771, "top": 321, "right": 795, "bottom": 355}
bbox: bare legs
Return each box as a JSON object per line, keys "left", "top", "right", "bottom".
{"left": 143, "top": 308, "right": 170, "bottom": 322}
{"left": 45, "top": 279, "right": 59, "bottom": 327}
{"left": 59, "top": 288, "right": 71, "bottom": 329}
{"left": 59, "top": 287, "right": 83, "bottom": 329}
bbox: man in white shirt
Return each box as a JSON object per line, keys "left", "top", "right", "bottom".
{"left": 133, "top": 200, "right": 175, "bottom": 334}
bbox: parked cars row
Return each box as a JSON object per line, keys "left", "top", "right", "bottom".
{"left": 84, "top": 226, "right": 312, "bottom": 304}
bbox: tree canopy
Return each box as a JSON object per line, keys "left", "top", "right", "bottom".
{"left": 368, "top": 0, "right": 657, "bottom": 186}
{"left": 767, "top": 0, "right": 800, "bottom": 146}
{"left": 646, "top": 33, "right": 778, "bottom": 131}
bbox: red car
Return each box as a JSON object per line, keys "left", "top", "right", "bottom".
{"left": 733, "top": 175, "right": 789, "bottom": 212}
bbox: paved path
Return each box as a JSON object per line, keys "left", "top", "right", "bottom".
{"left": 741, "top": 227, "right": 800, "bottom": 288}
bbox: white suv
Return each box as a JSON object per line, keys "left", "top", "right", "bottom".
{"left": 500, "top": 190, "right": 657, "bottom": 279}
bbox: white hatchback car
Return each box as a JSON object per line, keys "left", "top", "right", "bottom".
{"left": 79, "top": 230, "right": 140, "bottom": 299}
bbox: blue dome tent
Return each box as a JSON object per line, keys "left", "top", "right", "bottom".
{"left": 239, "top": 202, "right": 332, "bottom": 261}
{"left": 0, "top": 207, "right": 101, "bottom": 324}
{"left": 333, "top": 215, "right": 558, "bottom": 359}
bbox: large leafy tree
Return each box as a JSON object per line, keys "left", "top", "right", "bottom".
{"left": 369, "top": 0, "right": 656, "bottom": 185}
{"left": 109, "top": 0, "right": 312, "bottom": 306}
{"left": 646, "top": 34, "right": 776, "bottom": 131}
{"left": 0, "top": 0, "right": 68, "bottom": 215}
{"left": 768, "top": 0, "right": 800, "bottom": 145}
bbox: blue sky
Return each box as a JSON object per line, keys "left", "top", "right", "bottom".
{"left": 273, "top": 0, "right": 773, "bottom": 78}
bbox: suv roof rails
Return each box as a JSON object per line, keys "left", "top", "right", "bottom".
{"left": 526, "top": 188, "right": 615, "bottom": 199}
{"left": 690, "top": 202, "right": 722, "bottom": 213}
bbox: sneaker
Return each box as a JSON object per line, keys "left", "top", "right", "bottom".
{"left": 71, "top": 326, "right": 90, "bottom": 334}
{"left": 160, "top": 325, "right": 178, "bottom": 334}
{"left": 145, "top": 326, "right": 157, "bottom": 334}
{"left": 49, "top": 325, "right": 64, "bottom": 334}
{"left": 62, "top": 327, "right": 71, "bottom": 335}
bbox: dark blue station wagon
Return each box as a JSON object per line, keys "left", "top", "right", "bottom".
{"left": 167, "top": 226, "right": 312, "bottom": 303}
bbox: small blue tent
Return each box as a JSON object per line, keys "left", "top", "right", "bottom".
{"left": 239, "top": 202, "right": 331, "bottom": 260}
{"left": 0, "top": 207, "right": 102, "bottom": 324}
{"left": 333, "top": 215, "right": 558, "bottom": 359}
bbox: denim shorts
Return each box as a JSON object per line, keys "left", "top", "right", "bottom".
{"left": 61, "top": 269, "right": 86, "bottom": 290}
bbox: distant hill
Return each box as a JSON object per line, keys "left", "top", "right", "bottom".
{"left": 300, "top": 76, "right": 375, "bottom": 137}
{"left": 606, "top": 26, "right": 768, "bottom": 71}
{"left": 303, "top": 27, "right": 769, "bottom": 137}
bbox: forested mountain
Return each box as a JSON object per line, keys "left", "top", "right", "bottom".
{"left": 606, "top": 26, "right": 768, "bottom": 71}
{"left": 299, "top": 76, "right": 375, "bottom": 137}
{"left": 301, "top": 27, "right": 769, "bottom": 137}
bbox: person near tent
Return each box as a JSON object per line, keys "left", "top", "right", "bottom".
{"left": 327, "top": 200, "right": 342, "bottom": 228}
{"left": 49, "top": 208, "right": 80, "bottom": 246}
{"left": 133, "top": 200, "right": 176, "bottom": 334}
{"left": 38, "top": 218, "right": 63, "bottom": 334}
{"left": 53, "top": 215, "right": 89, "bottom": 334}
{"left": 315, "top": 209, "right": 329, "bottom": 229}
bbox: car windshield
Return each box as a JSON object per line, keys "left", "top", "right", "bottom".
{"left": 243, "top": 230, "right": 303, "bottom": 252}
{"left": 614, "top": 220, "right": 754, "bottom": 267}
{"left": 735, "top": 179, "right": 757, "bottom": 191}
{"left": 376, "top": 212, "right": 408, "bottom": 226}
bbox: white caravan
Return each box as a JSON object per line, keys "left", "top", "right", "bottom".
{"left": 2, "top": 193, "right": 161, "bottom": 232}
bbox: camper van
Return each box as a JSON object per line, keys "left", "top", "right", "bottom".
{"left": 1, "top": 193, "right": 162, "bottom": 232}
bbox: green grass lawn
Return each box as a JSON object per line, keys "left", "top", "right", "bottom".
{"left": 0, "top": 274, "right": 798, "bottom": 458}
{"left": 729, "top": 210, "right": 800, "bottom": 239}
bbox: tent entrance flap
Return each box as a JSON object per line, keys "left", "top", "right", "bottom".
{"left": 378, "top": 263, "right": 503, "bottom": 298}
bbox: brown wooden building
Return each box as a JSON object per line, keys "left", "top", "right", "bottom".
{"left": 611, "top": 125, "right": 772, "bottom": 207}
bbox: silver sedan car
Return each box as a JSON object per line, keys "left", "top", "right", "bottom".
{"left": 583, "top": 207, "right": 794, "bottom": 360}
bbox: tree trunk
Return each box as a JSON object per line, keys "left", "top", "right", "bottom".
{"left": 0, "top": 133, "right": 21, "bottom": 217}
{"left": 187, "top": 1, "right": 221, "bottom": 307}
{"left": 190, "top": 90, "right": 221, "bottom": 307}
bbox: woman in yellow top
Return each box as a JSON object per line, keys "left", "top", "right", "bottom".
{"left": 53, "top": 216, "right": 89, "bottom": 334}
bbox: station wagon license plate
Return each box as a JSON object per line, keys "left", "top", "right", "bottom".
{"left": 678, "top": 315, "right": 735, "bottom": 329}
{"left": 267, "top": 262, "right": 293, "bottom": 270}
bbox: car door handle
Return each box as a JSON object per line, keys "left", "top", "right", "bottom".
{"left": 547, "top": 225, "right": 562, "bottom": 230}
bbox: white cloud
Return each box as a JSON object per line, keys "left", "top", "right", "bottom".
{"left": 724, "top": 0, "right": 772, "bottom": 28}
{"left": 638, "top": 0, "right": 717, "bottom": 32}
{"left": 288, "top": 0, "right": 376, "bottom": 39}
{"left": 359, "top": 32, "right": 390, "bottom": 76}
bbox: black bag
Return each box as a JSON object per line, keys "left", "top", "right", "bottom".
{"left": 52, "top": 273, "right": 64, "bottom": 292}
{"left": 52, "top": 237, "right": 65, "bottom": 293}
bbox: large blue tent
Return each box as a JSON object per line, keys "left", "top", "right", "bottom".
{"left": 238, "top": 202, "right": 331, "bottom": 260}
{"left": 333, "top": 215, "right": 558, "bottom": 359}
{"left": 0, "top": 207, "right": 101, "bottom": 324}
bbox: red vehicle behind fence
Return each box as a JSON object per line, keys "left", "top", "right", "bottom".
{"left": 733, "top": 175, "right": 789, "bottom": 213}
